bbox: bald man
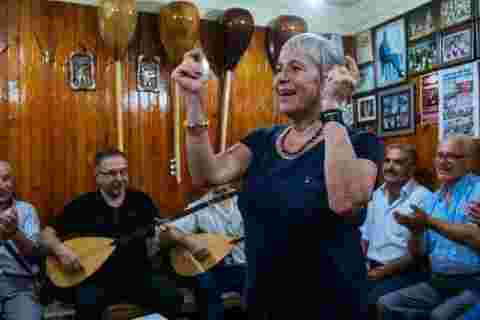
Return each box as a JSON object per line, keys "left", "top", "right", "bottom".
{"left": 0, "top": 161, "right": 42, "bottom": 320}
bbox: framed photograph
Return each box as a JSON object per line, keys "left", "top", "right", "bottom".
{"left": 355, "top": 63, "right": 375, "bottom": 94}
{"left": 69, "top": 51, "right": 96, "bottom": 91}
{"left": 407, "top": 4, "right": 435, "bottom": 41}
{"left": 441, "top": 26, "right": 473, "bottom": 64}
{"left": 355, "top": 30, "right": 374, "bottom": 65}
{"left": 419, "top": 72, "right": 439, "bottom": 125}
{"left": 356, "top": 95, "right": 377, "bottom": 123}
{"left": 408, "top": 36, "right": 439, "bottom": 75}
{"left": 438, "top": 62, "right": 479, "bottom": 140}
{"left": 137, "top": 55, "right": 162, "bottom": 92}
{"left": 440, "top": 0, "right": 472, "bottom": 29}
{"left": 375, "top": 18, "right": 407, "bottom": 88}
{"left": 378, "top": 84, "right": 415, "bottom": 137}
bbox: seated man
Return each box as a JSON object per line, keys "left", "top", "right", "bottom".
{"left": 40, "top": 150, "right": 183, "bottom": 320}
{"left": 379, "top": 135, "right": 480, "bottom": 320}
{"left": 160, "top": 185, "right": 246, "bottom": 320}
{"left": 0, "top": 160, "right": 42, "bottom": 320}
{"left": 361, "top": 144, "right": 431, "bottom": 315}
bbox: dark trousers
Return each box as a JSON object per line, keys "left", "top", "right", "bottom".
{"left": 194, "top": 264, "right": 246, "bottom": 320}
{"left": 74, "top": 272, "right": 183, "bottom": 320}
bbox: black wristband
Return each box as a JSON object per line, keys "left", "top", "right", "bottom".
{"left": 319, "top": 109, "right": 344, "bottom": 125}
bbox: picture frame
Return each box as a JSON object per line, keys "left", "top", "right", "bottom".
{"left": 407, "top": 4, "right": 435, "bottom": 41}
{"left": 408, "top": 36, "right": 439, "bottom": 75}
{"left": 69, "top": 51, "right": 96, "bottom": 91}
{"left": 378, "top": 84, "right": 415, "bottom": 137}
{"left": 419, "top": 71, "right": 439, "bottom": 125}
{"left": 355, "top": 30, "right": 374, "bottom": 65}
{"left": 374, "top": 18, "right": 407, "bottom": 88}
{"left": 356, "top": 95, "right": 377, "bottom": 123}
{"left": 440, "top": 0, "right": 472, "bottom": 29}
{"left": 441, "top": 25, "right": 473, "bottom": 65}
{"left": 137, "top": 55, "right": 162, "bottom": 92}
{"left": 355, "top": 63, "right": 375, "bottom": 94}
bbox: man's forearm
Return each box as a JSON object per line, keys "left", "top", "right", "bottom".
{"left": 11, "top": 231, "right": 36, "bottom": 257}
{"left": 427, "top": 216, "right": 480, "bottom": 251}
{"left": 381, "top": 254, "right": 415, "bottom": 277}
{"left": 408, "top": 232, "right": 425, "bottom": 260}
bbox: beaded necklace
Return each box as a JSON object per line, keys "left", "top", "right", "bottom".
{"left": 276, "top": 125, "right": 323, "bottom": 159}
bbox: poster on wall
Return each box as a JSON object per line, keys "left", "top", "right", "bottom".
{"left": 440, "top": 0, "right": 472, "bottom": 29}
{"left": 377, "top": 84, "right": 415, "bottom": 137}
{"left": 408, "top": 37, "right": 438, "bottom": 75}
{"left": 438, "top": 62, "right": 479, "bottom": 140}
{"left": 441, "top": 27, "right": 473, "bottom": 65}
{"left": 408, "top": 4, "right": 435, "bottom": 41}
{"left": 420, "top": 72, "right": 439, "bottom": 125}
{"left": 375, "top": 18, "right": 407, "bottom": 88}
{"left": 355, "top": 64, "right": 375, "bottom": 94}
{"left": 355, "top": 30, "right": 374, "bottom": 65}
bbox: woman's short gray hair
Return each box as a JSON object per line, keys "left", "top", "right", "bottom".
{"left": 281, "top": 33, "right": 345, "bottom": 68}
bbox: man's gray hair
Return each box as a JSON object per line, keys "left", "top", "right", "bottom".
{"left": 282, "top": 33, "right": 345, "bottom": 68}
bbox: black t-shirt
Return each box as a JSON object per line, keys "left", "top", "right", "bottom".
{"left": 50, "top": 189, "right": 158, "bottom": 279}
{"left": 238, "top": 125, "right": 382, "bottom": 318}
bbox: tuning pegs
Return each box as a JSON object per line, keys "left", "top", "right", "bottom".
{"left": 169, "top": 158, "right": 177, "bottom": 176}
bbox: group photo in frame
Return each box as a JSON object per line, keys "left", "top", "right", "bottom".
{"left": 137, "top": 55, "right": 162, "bottom": 92}
{"left": 441, "top": 26, "right": 473, "bottom": 64}
{"left": 407, "top": 4, "right": 435, "bottom": 41}
{"left": 355, "top": 30, "right": 374, "bottom": 65}
{"left": 408, "top": 36, "right": 439, "bottom": 75}
{"left": 375, "top": 18, "right": 407, "bottom": 88}
{"left": 69, "top": 51, "right": 96, "bottom": 91}
{"left": 440, "top": 0, "right": 472, "bottom": 29}
{"left": 356, "top": 95, "right": 377, "bottom": 123}
{"left": 378, "top": 84, "right": 415, "bottom": 137}
{"left": 355, "top": 64, "right": 375, "bottom": 94}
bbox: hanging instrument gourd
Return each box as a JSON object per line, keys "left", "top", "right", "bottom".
{"left": 200, "top": 8, "right": 254, "bottom": 152}
{"left": 159, "top": 1, "right": 201, "bottom": 183}
{"left": 97, "top": 0, "right": 138, "bottom": 151}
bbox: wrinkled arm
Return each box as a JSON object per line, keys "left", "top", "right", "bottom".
{"left": 324, "top": 123, "right": 377, "bottom": 214}
{"left": 39, "top": 226, "right": 66, "bottom": 257}
{"left": 427, "top": 216, "right": 480, "bottom": 251}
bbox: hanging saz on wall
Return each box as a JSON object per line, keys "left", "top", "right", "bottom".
{"left": 69, "top": 51, "right": 96, "bottom": 91}
{"left": 137, "top": 55, "right": 162, "bottom": 92}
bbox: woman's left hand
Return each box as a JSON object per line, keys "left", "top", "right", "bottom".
{"left": 323, "top": 56, "right": 360, "bottom": 108}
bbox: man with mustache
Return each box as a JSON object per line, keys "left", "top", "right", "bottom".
{"left": 40, "top": 150, "right": 182, "bottom": 320}
{"left": 379, "top": 135, "right": 480, "bottom": 320}
{"left": 361, "top": 144, "right": 431, "bottom": 318}
{"left": 0, "top": 160, "right": 42, "bottom": 320}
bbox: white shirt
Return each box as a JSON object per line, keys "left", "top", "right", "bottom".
{"left": 170, "top": 194, "right": 245, "bottom": 265}
{"left": 361, "top": 179, "right": 432, "bottom": 264}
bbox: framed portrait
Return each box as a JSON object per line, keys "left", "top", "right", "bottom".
{"left": 375, "top": 18, "right": 407, "bottom": 88}
{"left": 356, "top": 95, "right": 377, "bottom": 123}
{"left": 378, "top": 84, "right": 415, "bottom": 137}
{"left": 137, "top": 55, "right": 162, "bottom": 92}
{"left": 69, "top": 51, "right": 96, "bottom": 91}
{"left": 408, "top": 36, "right": 439, "bottom": 75}
{"left": 407, "top": 4, "right": 435, "bottom": 41}
{"left": 441, "top": 26, "right": 473, "bottom": 64}
{"left": 419, "top": 71, "right": 439, "bottom": 125}
{"left": 440, "top": 0, "right": 472, "bottom": 29}
{"left": 355, "top": 30, "right": 374, "bottom": 65}
{"left": 355, "top": 63, "right": 375, "bottom": 94}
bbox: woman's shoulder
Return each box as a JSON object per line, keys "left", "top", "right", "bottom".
{"left": 241, "top": 124, "right": 287, "bottom": 148}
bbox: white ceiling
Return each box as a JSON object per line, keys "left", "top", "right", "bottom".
{"left": 50, "top": 0, "right": 430, "bottom": 34}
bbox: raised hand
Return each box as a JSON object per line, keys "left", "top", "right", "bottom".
{"left": 393, "top": 205, "right": 429, "bottom": 233}
{"left": 322, "top": 56, "right": 360, "bottom": 108}
{"left": 171, "top": 48, "right": 210, "bottom": 95}
{"left": 0, "top": 206, "right": 18, "bottom": 240}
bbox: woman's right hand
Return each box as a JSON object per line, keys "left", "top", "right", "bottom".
{"left": 56, "top": 244, "right": 83, "bottom": 273}
{"left": 171, "top": 48, "right": 209, "bottom": 96}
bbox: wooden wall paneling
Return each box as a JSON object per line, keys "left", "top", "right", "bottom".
{"left": 0, "top": 2, "right": 9, "bottom": 158}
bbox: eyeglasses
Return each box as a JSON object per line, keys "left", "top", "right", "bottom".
{"left": 436, "top": 152, "right": 468, "bottom": 162}
{"left": 97, "top": 168, "right": 128, "bottom": 178}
